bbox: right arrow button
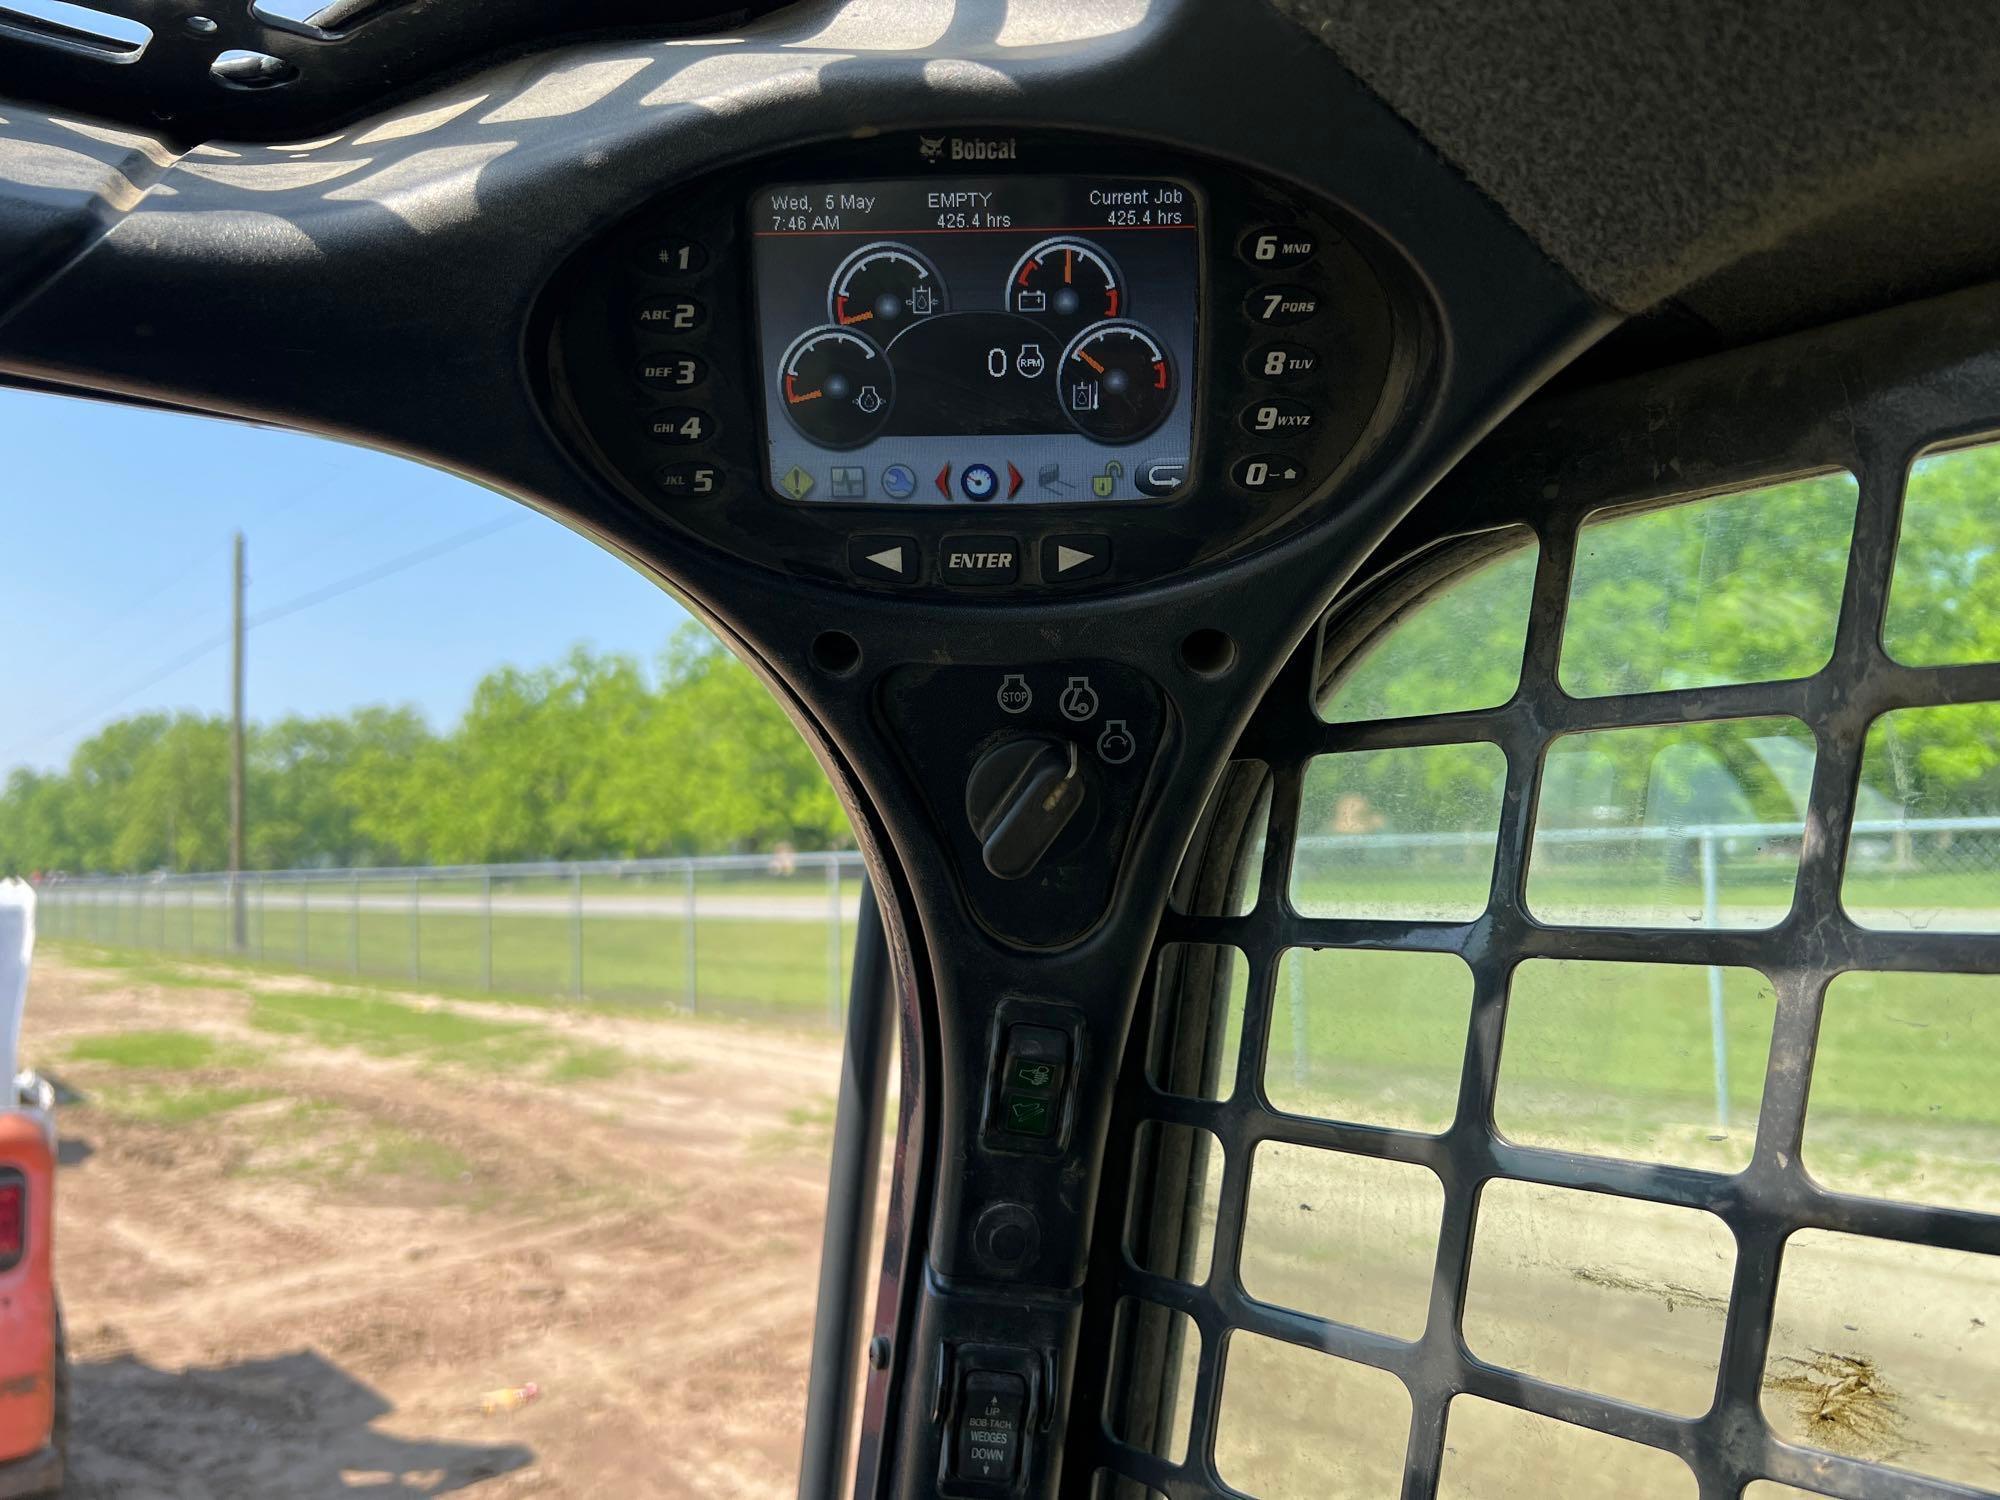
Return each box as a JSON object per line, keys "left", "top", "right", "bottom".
{"left": 1039, "top": 533, "right": 1112, "bottom": 583}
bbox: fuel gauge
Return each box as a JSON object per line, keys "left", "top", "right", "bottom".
{"left": 777, "top": 326, "right": 894, "bottom": 448}
{"left": 827, "top": 241, "right": 947, "bottom": 337}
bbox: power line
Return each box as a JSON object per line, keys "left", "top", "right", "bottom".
{"left": 19, "top": 455, "right": 354, "bottom": 684}
{"left": 0, "top": 512, "right": 534, "bottom": 766}
{"left": 248, "top": 513, "right": 527, "bottom": 631}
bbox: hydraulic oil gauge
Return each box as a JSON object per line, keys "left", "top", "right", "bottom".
{"left": 777, "top": 326, "right": 894, "bottom": 448}
{"left": 1059, "top": 319, "right": 1173, "bottom": 443}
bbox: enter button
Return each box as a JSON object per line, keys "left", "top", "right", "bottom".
{"left": 940, "top": 534, "right": 1020, "bottom": 585}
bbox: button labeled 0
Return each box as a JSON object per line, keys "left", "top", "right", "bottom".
{"left": 1232, "top": 454, "right": 1306, "bottom": 493}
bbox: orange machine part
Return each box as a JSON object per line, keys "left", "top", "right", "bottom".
{"left": 0, "top": 1111, "right": 53, "bottom": 1465}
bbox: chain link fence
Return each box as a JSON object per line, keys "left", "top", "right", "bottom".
{"left": 34, "top": 852, "right": 867, "bottom": 1028}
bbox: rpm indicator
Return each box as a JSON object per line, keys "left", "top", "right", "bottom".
{"left": 827, "top": 241, "right": 947, "bottom": 335}
{"left": 1058, "top": 319, "right": 1173, "bottom": 444}
{"left": 1006, "top": 236, "right": 1124, "bottom": 335}
{"left": 778, "top": 326, "right": 894, "bottom": 448}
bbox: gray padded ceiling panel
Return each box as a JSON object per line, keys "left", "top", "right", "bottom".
{"left": 1273, "top": 0, "right": 2000, "bottom": 330}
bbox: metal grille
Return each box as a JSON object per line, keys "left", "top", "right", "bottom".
{"left": 1083, "top": 295, "right": 2000, "bottom": 1499}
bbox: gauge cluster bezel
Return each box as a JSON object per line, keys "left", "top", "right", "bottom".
{"left": 749, "top": 172, "right": 1203, "bottom": 500}
{"left": 538, "top": 130, "right": 1436, "bottom": 600}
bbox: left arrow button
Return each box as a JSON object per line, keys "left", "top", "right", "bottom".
{"left": 847, "top": 534, "right": 920, "bottom": 585}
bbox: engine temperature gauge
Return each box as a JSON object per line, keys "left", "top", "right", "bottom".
{"left": 1058, "top": 319, "right": 1173, "bottom": 444}
{"left": 777, "top": 326, "right": 894, "bottom": 448}
{"left": 1006, "top": 237, "right": 1124, "bottom": 335}
{"left": 827, "top": 241, "right": 947, "bottom": 336}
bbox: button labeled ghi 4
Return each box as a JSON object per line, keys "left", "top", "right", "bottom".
{"left": 1091, "top": 460, "right": 1124, "bottom": 499}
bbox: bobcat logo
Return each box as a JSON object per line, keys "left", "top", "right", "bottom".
{"left": 919, "top": 135, "right": 945, "bottom": 161}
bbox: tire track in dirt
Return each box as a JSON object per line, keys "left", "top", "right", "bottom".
{"left": 28, "top": 956, "right": 855, "bottom": 1499}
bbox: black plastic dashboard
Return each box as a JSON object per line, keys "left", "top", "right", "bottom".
{"left": 0, "top": 6, "right": 1615, "bottom": 1496}
{"left": 540, "top": 130, "right": 1424, "bottom": 599}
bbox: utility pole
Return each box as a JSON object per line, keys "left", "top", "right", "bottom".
{"left": 229, "top": 532, "right": 247, "bottom": 951}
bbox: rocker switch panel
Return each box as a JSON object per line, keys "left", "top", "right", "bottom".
{"left": 953, "top": 1369, "right": 1027, "bottom": 1485}
{"left": 991, "top": 1024, "right": 1069, "bottom": 1143}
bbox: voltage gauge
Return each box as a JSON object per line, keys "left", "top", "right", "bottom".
{"left": 1006, "top": 237, "right": 1125, "bottom": 338}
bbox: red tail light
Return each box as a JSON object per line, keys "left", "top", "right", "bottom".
{"left": 0, "top": 1176, "right": 22, "bottom": 1270}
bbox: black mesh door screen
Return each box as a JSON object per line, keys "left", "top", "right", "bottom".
{"left": 1083, "top": 287, "right": 2000, "bottom": 1500}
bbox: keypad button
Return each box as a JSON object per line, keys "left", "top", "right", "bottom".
{"left": 634, "top": 237, "right": 709, "bottom": 276}
{"left": 635, "top": 296, "right": 705, "bottom": 333}
{"left": 1232, "top": 453, "right": 1307, "bottom": 493}
{"left": 940, "top": 535, "right": 1021, "bottom": 585}
{"left": 1244, "top": 285, "right": 1320, "bottom": 325}
{"left": 848, "top": 535, "right": 919, "bottom": 585}
{"left": 1246, "top": 341, "right": 1320, "bottom": 382}
{"left": 1239, "top": 225, "right": 1319, "bottom": 268}
{"left": 644, "top": 408, "right": 714, "bottom": 444}
{"left": 637, "top": 353, "right": 706, "bottom": 390}
{"left": 1041, "top": 534, "right": 1111, "bottom": 582}
{"left": 655, "top": 461, "right": 720, "bottom": 499}
{"left": 1239, "top": 397, "right": 1318, "bottom": 437}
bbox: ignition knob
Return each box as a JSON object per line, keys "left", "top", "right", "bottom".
{"left": 965, "top": 736, "right": 1086, "bottom": 880}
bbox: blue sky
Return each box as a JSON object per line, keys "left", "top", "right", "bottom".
{"left": 0, "top": 388, "right": 691, "bottom": 775}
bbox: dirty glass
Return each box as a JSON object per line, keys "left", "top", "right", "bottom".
{"left": 1883, "top": 439, "right": 2000, "bottom": 665}
{"left": 1803, "top": 971, "right": 2000, "bottom": 1214}
{"left": 1763, "top": 1230, "right": 2000, "bottom": 1490}
{"left": 1292, "top": 743, "right": 1508, "bottom": 920}
{"left": 1241, "top": 1144, "right": 1442, "bottom": 1340}
{"left": 1842, "top": 702, "right": 2000, "bottom": 932}
{"left": 1437, "top": 1396, "right": 1696, "bottom": 1500}
{"left": 1498, "top": 958, "right": 1777, "bottom": 1171}
{"left": 1320, "top": 528, "right": 1539, "bottom": 723}
{"left": 1561, "top": 473, "right": 1857, "bottom": 697}
{"left": 1264, "top": 947, "right": 1471, "bottom": 1133}
{"left": 1463, "top": 1179, "right": 1735, "bottom": 1416}
{"left": 1527, "top": 717, "right": 1816, "bottom": 929}
{"left": 1214, "top": 1333, "right": 1411, "bottom": 1499}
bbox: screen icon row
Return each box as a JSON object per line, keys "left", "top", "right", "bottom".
{"left": 777, "top": 459, "right": 1185, "bottom": 502}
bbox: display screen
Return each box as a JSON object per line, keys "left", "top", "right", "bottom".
{"left": 749, "top": 175, "right": 1199, "bottom": 505}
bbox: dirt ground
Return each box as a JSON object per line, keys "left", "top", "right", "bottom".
{"left": 25, "top": 955, "right": 851, "bottom": 1499}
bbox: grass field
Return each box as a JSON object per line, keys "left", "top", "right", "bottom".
{"left": 43, "top": 892, "right": 857, "bottom": 1022}
{"left": 1174, "top": 943, "right": 2000, "bottom": 1211}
